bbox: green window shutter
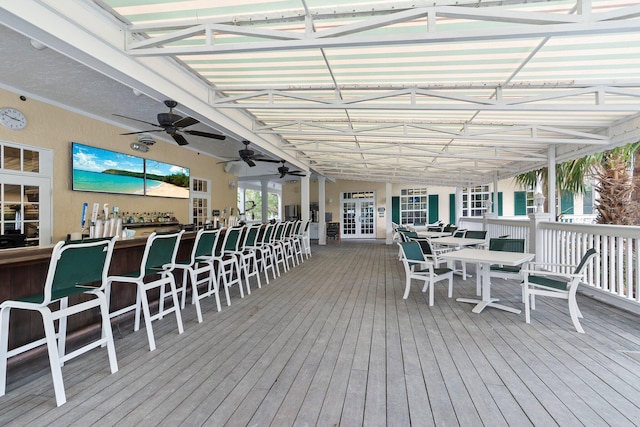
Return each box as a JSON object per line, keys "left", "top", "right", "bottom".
{"left": 490, "top": 192, "right": 503, "bottom": 216}
{"left": 392, "top": 196, "right": 400, "bottom": 224}
{"left": 514, "top": 191, "right": 527, "bottom": 216}
{"left": 561, "top": 192, "right": 574, "bottom": 215}
{"left": 428, "top": 194, "right": 439, "bottom": 223}
{"left": 449, "top": 193, "right": 456, "bottom": 224}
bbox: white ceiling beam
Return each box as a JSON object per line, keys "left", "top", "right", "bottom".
{"left": 213, "top": 85, "right": 640, "bottom": 111}
{"left": 124, "top": 6, "right": 640, "bottom": 56}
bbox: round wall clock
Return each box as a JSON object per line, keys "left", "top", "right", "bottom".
{"left": 0, "top": 107, "right": 27, "bottom": 130}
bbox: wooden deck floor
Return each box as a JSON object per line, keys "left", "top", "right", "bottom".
{"left": 3, "top": 240, "right": 640, "bottom": 426}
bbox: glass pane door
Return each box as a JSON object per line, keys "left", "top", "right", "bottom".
{"left": 359, "top": 200, "right": 374, "bottom": 235}
{"left": 342, "top": 201, "right": 357, "bottom": 236}
{"left": 341, "top": 191, "right": 376, "bottom": 239}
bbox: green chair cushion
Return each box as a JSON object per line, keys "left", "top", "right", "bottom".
{"left": 20, "top": 285, "right": 90, "bottom": 304}
{"left": 416, "top": 267, "right": 452, "bottom": 275}
{"left": 527, "top": 274, "right": 569, "bottom": 291}
{"left": 490, "top": 265, "right": 521, "bottom": 273}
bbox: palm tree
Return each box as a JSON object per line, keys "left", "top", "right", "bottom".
{"left": 514, "top": 142, "right": 640, "bottom": 224}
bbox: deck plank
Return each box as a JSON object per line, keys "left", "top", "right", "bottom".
{"left": 2, "top": 240, "right": 640, "bottom": 426}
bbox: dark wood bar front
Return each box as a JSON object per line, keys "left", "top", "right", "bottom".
{"left": 0, "top": 233, "right": 196, "bottom": 362}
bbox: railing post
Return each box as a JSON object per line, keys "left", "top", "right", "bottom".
{"left": 528, "top": 212, "right": 551, "bottom": 259}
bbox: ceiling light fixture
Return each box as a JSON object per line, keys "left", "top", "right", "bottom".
{"left": 29, "top": 39, "right": 47, "bottom": 50}
{"left": 137, "top": 134, "right": 155, "bottom": 145}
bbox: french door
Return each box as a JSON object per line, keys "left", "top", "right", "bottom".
{"left": 341, "top": 191, "right": 375, "bottom": 239}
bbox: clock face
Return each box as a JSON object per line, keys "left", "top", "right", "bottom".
{"left": 0, "top": 107, "right": 27, "bottom": 130}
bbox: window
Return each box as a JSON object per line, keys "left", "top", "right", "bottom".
{"left": 2, "top": 144, "right": 39, "bottom": 172}
{"left": 400, "top": 188, "right": 428, "bottom": 224}
{"left": 241, "top": 188, "right": 280, "bottom": 221}
{"left": 583, "top": 185, "right": 594, "bottom": 214}
{"left": 1, "top": 142, "right": 50, "bottom": 246}
{"left": 462, "top": 185, "right": 490, "bottom": 217}
{"left": 190, "top": 177, "right": 210, "bottom": 227}
{"left": 514, "top": 187, "right": 536, "bottom": 216}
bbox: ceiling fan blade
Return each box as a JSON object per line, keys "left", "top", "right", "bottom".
{"left": 173, "top": 116, "right": 199, "bottom": 128}
{"left": 113, "top": 114, "right": 160, "bottom": 128}
{"left": 216, "top": 158, "right": 239, "bottom": 164}
{"left": 279, "top": 172, "right": 287, "bottom": 179}
{"left": 289, "top": 172, "right": 306, "bottom": 177}
{"left": 183, "top": 129, "right": 226, "bottom": 140}
{"left": 120, "top": 129, "right": 163, "bottom": 136}
{"left": 172, "top": 134, "right": 189, "bottom": 146}
{"left": 254, "top": 158, "right": 281, "bottom": 163}
{"left": 245, "top": 158, "right": 256, "bottom": 167}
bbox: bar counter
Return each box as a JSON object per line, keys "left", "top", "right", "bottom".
{"left": 0, "top": 232, "right": 196, "bottom": 360}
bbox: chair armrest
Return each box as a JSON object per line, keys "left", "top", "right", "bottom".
{"left": 520, "top": 269, "right": 582, "bottom": 281}
{"left": 527, "top": 261, "right": 576, "bottom": 269}
{"left": 407, "top": 258, "right": 433, "bottom": 268}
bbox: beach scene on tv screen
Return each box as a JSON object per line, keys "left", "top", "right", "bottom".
{"left": 145, "top": 159, "right": 190, "bottom": 199}
{"left": 72, "top": 143, "right": 145, "bottom": 195}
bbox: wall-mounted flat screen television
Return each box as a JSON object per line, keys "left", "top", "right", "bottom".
{"left": 144, "top": 159, "right": 190, "bottom": 199}
{"left": 72, "top": 143, "right": 145, "bottom": 195}
{"left": 72, "top": 142, "right": 190, "bottom": 199}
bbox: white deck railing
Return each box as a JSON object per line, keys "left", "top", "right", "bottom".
{"left": 471, "top": 216, "right": 640, "bottom": 307}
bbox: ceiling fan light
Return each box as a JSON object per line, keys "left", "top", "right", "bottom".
{"left": 130, "top": 142, "right": 149, "bottom": 153}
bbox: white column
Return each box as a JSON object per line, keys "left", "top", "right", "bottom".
{"left": 529, "top": 212, "right": 551, "bottom": 257}
{"left": 385, "top": 182, "right": 393, "bottom": 244}
{"left": 455, "top": 187, "right": 463, "bottom": 225}
{"left": 493, "top": 173, "right": 499, "bottom": 216}
{"left": 318, "top": 176, "right": 326, "bottom": 245}
{"left": 547, "top": 146, "right": 557, "bottom": 221}
{"left": 261, "top": 179, "right": 269, "bottom": 223}
{"left": 238, "top": 187, "right": 245, "bottom": 219}
{"left": 301, "top": 175, "right": 310, "bottom": 223}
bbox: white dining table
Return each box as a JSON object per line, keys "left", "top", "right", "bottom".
{"left": 439, "top": 248, "right": 535, "bottom": 314}
{"left": 416, "top": 231, "right": 451, "bottom": 238}
{"left": 431, "top": 236, "right": 486, "bottom": 248}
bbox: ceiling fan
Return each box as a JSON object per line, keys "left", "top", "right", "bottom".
{"left": 277, "top": 160, "right": 306, "bottom": 179}
{"left": 217, "top": 140, "right": 281, "bottom": 167}
{"left": 114, "top": 100, "right": 226, "bottom": 146}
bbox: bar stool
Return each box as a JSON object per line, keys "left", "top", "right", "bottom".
{"left": 173, "top": 228, "right": 222, "bottom": 323}
{"left": 105, "top": 231, "right": 184, "bottom": 352}
{"left": 298, "top": 220, "right": 311, "bottom": 259}
{"left": 0, "top": 237, "right": 118, "bottom": 406}
{"left": 214, "top": 227, "right": 244, "bottom": 306}
{"left": 235, "top": 223, "right": 263, "bottom": 290}
{"left": 246, "top": 222, "right": 278, "bottom": 283}
{"left": 270, "top": 222, "right": 290, "bottom": 274}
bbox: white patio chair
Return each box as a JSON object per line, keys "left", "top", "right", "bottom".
{"left": 522, "top": 248, "right": 598, "bottom": 333}
{"left": 0, "top": 237, "right": 118, "bottom": 406}
{"left": 398, "top": 241, "right": 453, "bottom": 305}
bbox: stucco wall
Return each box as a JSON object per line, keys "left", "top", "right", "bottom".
{"left": 0, "top": 89, "right": 237, "bottom": 242}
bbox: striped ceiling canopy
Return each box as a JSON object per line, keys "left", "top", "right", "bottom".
{"left": 36, "top": 1, "right": 640, "bottom": 184}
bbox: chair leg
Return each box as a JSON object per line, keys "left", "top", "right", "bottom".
{"left": 190, "top": 270, "right": 204, "bottom": 323}
{"left": 210, "top": 272, "right": 222, "bottom": 312}
{"left": 97, "top": 293, "right": 118, "bottom": 374}
{"left": 134, "top": 286, "right": 143, "bottom": 332}
{"left": 181, "top": 269, "right": 189, "bottom": 309}
{"left": 524, "top": 288, "right": 532, "bottom": 324}
{"left": 421, "top": 279, "right": 434, "bottom": 306}
{"left": 0, "top": 307, "right": 11, "bottom": 397}
{"left": 168, "top": 277, "right": 185, "bottom": 335}
{"left": 568, "top": 295, "right": 584, "bottom": 333}
{"left": 403, "top": 276, "right": 411, "bottom": 299}
{"left": 447, "top": 276, "right": 453, "bottom": 298}
{"left": 41, "top": 308, "right": 67, "bottom": 406}
{"left": 138, "top": 286, "right": 156, "bottom": 351}
{"left": 218, "top": 266, "right": 232, "bottom": 306}
{"left": 57, "top": 297, "right": 69, "bottom": 366}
